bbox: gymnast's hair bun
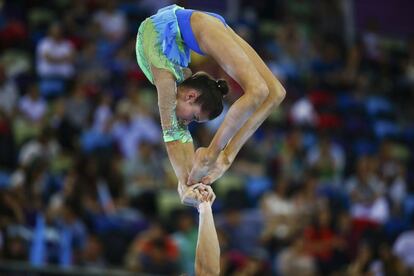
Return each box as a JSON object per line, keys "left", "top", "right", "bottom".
{"left": 216, "top": 79, "right": 229, "bottom": 97}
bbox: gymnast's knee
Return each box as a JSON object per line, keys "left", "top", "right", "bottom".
{"left": 268, "top": 81, "right": 286, "bottom": 107}
{"left": 248, "top": 81, "right": 269, "bottom": 108}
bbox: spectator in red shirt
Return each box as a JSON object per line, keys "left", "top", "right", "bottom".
{"left": 303, "top": 204, "right": 343, "bottom": 274}
{"left": 125, "top": 223, "right": 179, "bottom": 274}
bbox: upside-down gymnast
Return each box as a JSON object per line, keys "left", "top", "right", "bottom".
{"left": 136, "top": 5, "right": 286, "bottom": 206}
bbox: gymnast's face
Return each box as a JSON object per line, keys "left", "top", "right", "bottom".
{"left": 176, "top": 89, "right": 209, "bottom": 125}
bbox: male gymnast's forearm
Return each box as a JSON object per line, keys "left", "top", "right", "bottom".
{"left": 195, "top": 201, "right": 220, "bottom": 276}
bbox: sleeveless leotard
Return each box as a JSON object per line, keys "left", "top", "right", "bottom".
{"left": 175, "top": 9, "right": 227, "bottom": 56}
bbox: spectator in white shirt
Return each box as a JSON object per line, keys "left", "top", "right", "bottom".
{"left": 36, "top": 23, "right": 75, "bottom": 79}
{"left": 345, "top": 156, "right": 389, "bottom": 224}
{"left": 19, "top": 84, "right": 47, "bottom": 122}
{"left": 393, "top": 216, "right": 414, "bottom": 274}
{"left": 93, "top": 0, "right": 127, "bottom": 42}
{"left": 18, "top": 128, "right": 59, "bottom": 167}
{"left": 111, "top": 101, "right": 160, "bottom": 160}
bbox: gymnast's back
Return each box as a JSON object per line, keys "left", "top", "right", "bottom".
{"left": 136, "top": 4, "right": 228, "bottom": 84}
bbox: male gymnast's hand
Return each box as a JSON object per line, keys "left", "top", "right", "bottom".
{"left": 178, "top": 183, "right": 215, "bottom": 207}
{"left": 194, "top": 184, "right": 216, "bottom": 204}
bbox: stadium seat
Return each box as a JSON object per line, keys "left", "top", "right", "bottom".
{"left": 373, "top": 120, "right": 399, "bottom": 139}
{"left": 365, "top": 96, "right": 394, "bottom": 117}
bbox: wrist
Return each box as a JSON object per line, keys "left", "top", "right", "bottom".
{"left": 198, "top": 201, "right": 212, "bottom": 214}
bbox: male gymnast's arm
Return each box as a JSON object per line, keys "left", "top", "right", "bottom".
{"left": 152, "top": 68, "right": 199, "bottom": 205}
{"left": 194, "top": 186, "right": 220, "bottom": 276}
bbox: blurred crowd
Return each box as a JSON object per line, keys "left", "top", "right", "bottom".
{"left": 1, "top": 0, "right": 414, "bottom": 275}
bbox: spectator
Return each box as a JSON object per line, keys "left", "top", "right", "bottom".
{"left": 93, "top": 0, "right": 127, "bottom": 42}
{"left": 216, "top": 205, "right": 263, "bottom": 255}
{"left": 306, "top": 135, "right": 345, "bottom": 186}
{"left": 18, "top": 128, "right": 59, "bottom": 167}
{"left": 293, "top": 171, "right": 321, "bottom": 219}
{"left": 92, "top": 94, "right": 113, "bottom": 133}
{"left": 48, "top": 97, "right": 79, "bottom": 150}
{"left": 345, "top": 155, "right": 389, "bottom": 224}
{"left": 393, "top": 215, "right": 414, "bottom": 274}
{"left": 310, "top": 38, "right": 344, "bottom": 88}
{"left": 290, "top": 97, "right": 318, "bottom": 127}
{"left": 57, "top": 198, "right": 88, "bottom": 266}
{"left": 18, "top": 84, "right": 47, "bottom": 123}
{"left": 111, "top": 100, "right": 160, "bottom": 160}
{"left": 334, "top": 211, "right": 359, "bottom": 265}
{"left": 76, "top": 41, "right": 110, "bottom": 86}
{"left": 260, "top": 177, "right": 301, "bottom": 252}
{"left": 303, "top": 204, "right": 343, "bottom": 275}
{"left": 371, "top": 241, "right": 405, "bottom": 276}
{"left": 231, "top": 251, "right": 271, "bottom": 276}
{"left": 64, "top": 83, "right": 91, "bottom": 130}
{"left": 278, "top": 233, "right": 316, "bottom": 276}
{"left": 267, "top": 20, "right": 310, "bottom": 81}
{"left": 29, "top": 197, "right": 87, "bottom": 267}
{"left": 80, "top": 235, "right": 105, "bottom": 268}
{"left": 123, "top": 140, "right": 165, "bottom": 196}
{"left": 125, "top": 223, "right": 179, "bottom": 274}
{"left": 171, "top": 209, "right": 198, "bottom": 275}
{"left": 347, "top": 241, "right": 374, "bottom": 276}
{"left": 275, "top": 129, "right": 307, "bottom": 183}
{"left": 376, "top": 141, "right": 408, "bottom": 210}
{"left": 36, "top": 22, "right": 75, "bottom": 80}
{"left": 361, "top": 20, "right": 384, "bottom": 63}
{"left": 2, "top": 234, "right": 28, "bottom": 261}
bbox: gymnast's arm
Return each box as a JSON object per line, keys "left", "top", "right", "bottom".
{"left": 152, "top": 68, "right": 196, "bottom": 202}
{"left": 195, "top": 188, "right": 220, "bottom": 276}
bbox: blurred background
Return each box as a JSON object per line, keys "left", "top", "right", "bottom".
{"left": 0, "top": 0, "right": 414, "bottom": 275}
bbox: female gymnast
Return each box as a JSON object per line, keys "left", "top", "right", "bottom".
{"left": 136, "top": 5, "right": 286, "bottom": 206}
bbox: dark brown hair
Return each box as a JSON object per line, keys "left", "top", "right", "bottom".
{"left": 179, "top": 72, "right": 229, "bottom": 120}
